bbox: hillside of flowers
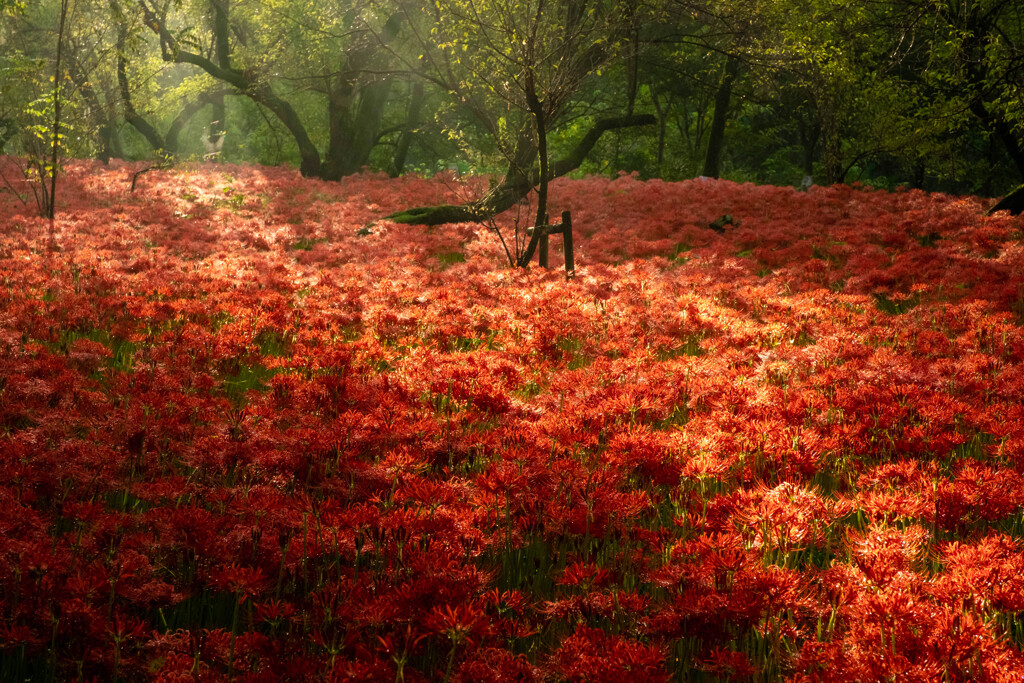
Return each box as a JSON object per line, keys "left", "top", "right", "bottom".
{"left": 2, "top": 158, "right": 1024, "bottom": 681}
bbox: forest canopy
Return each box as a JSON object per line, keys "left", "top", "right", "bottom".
{"left": 2, "top": 0, "right": 1023, "bottom": 197}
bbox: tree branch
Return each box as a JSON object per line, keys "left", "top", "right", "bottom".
{"left": 386, "top": 113, "right": 656, "bottom": 226}
{"left": 134, "top": 0, "right": 322, "bottom": 176}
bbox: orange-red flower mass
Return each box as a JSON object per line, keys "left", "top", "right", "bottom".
{"left": 2, "top": 158, "right": 1024, "bottom": 680}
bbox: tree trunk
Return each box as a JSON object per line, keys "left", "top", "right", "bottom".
{"left": 346, "top": 80, "right": 392, "bottom": 174}
{"left": 45, "top": 0, "right": 71, "bottom": 220}
{"left": 208, "top": 0, "right": 230, "bottom": 148}
{"left": 651, "top": 92, "right": 667, "bottom": 167}
{"left": 821, "top": 109, "right": 842, "bottom": 185}
{"left": 798, "top": 118, "right": 819, "bottom": 187}
{"left": 117, "top": 25, "right": 166, "bottom": 153}
{"left": 166, "top": 90, "right": 229, "bottom": 154}
{"left": 136, "top": 0, "right": 321, "bottom": 176}
{"left": 386, "top": 114, "right": 655, "bottom": 226}
{"left": 516, "top": 69, "right": 549, "bottom": 267}
{"left": 971, "top": 100, "right": 1024, "bottom": 181}
{"left": 69, "top": 62, "right": 118, "bottom": 163}
{"left": 957, "top": 9, "right": 1024, "bottom": 182}
{"left": 701, "top": 57, "right": 739, "bottom": 179}
{"left": 322, "top": 79, "right": 392, "bottom": 179}
{"left": 912, "top": 160, "right": 926, "bottom": 189}
{"left": 986, "top": 118, "right": 1024, "bottom": 183}
{"left": 390, "top": 80, "right": 424, "bottom": 177}
{"left": 322, "top": 90, "right": 352, "bottom": 181}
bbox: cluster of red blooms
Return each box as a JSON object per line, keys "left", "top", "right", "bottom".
{"left": 2, "top": 158, "right": 1024, "bottom": 680}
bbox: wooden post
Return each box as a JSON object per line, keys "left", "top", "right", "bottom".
{"left": 562, "top": 210, "right": 574, "bottom": 278}
{"left": 539, "top": 213, "right": 549, "bottom": 268}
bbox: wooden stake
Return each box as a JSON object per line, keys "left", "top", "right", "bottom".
{"left": 562, "top": 211, "right": 574, "bottom": 278}
{"left": 539, "top": 213, "right": 549, "bottom": 268}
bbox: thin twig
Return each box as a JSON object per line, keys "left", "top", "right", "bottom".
{"left": 130, "top": 158, "right": 173, "bottom": 193}
{"left": 0, "top": 163, "right": 29, "bottom": 208}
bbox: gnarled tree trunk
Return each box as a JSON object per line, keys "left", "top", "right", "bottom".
{"left": 135, "top": 0, "right": 322, "bottom": 176}
{"left": 387, "top": 114, "right": 655, "bottom": 226}
{"left": 322, "top": 79, "right": 392, "bottom": 180}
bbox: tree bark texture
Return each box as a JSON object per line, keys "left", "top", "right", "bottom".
{"left": 136, "top": 0, "right": 322, "bottom": 176}
{"left": 389, "top": 80, "right": 425, "bottom": 177}
{"left": 209, "top": 0, "right": 230, "bottom": 146}
{"left": 116, "top": 22, "right": 169, "bottom": 153}
{"left": 386, "top": 114, "right": 655, "bottom": 226}
{"left": 702, "top": 57, "right": 739, "bottom": 179}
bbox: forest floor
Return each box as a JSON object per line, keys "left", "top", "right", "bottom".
{"left": 2, "top": 158, "right": 1024, "bottom": 681}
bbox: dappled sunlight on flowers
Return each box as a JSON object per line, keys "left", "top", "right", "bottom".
{"left": 2, "top": 158, "right": 1024, "bottom": 679}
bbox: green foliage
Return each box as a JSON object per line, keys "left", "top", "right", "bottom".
{"left": 222, "top": 360, "right": 276, "bottom": 407}
{"left": 434, "top": 250, "right": 466, "bottom": 269}
{"left": 873, "top": 292, "right": 921, "bottom": 316}
{"left": 415, "top": 0, "right": 636, "bottom": 179}
{"left": 290, "top": 236, "right": 327, "bottom": 251}
{"left": 0, "top": 0, "right": 1021, "bottom": 194}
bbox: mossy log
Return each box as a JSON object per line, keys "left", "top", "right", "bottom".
{"left": 387, "top": 204, "right": 482, "bottom": 225}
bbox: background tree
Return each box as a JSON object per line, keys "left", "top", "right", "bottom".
{"left": 2, "top": 0, "right": 1022, "bottom": 200}
{"left": 0, "top": 0, "right": 76, "bottom": 216}
{"left": 887, "top": 0, "right": 1024, "bottom": 185}
{"left": 43, "top": 0, "right": 72, "bottom": 219}
{"left": 388, "top": 0, "right": 656, "bottom": 259}
{"left": 127, "top": 0, "right": 422, "bottom": 179}
{"left": 109, "top": 0, "right": 229, "bottom": 159}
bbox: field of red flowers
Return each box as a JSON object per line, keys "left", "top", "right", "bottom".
{"left": 2, "top": 158, "right": 1024, "bottom": 681}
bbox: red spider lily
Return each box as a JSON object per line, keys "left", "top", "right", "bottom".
{"left": 452, "top": 646, "right": 540, "bottom": 682}
{"left": 696, "top": 646, "right": 756, "bottom": 678}
{"left": 396, "top": 476, "right": 464, "bottom": 508}
{"left": 254, "top": 599, "right": 297, "bottom": 626}
{"left": 423, "top": 602, "right": 492, "bottom": 647}
{"left": 732, "top": 481, "right": 851, "bottom": 555}
{"left": 0, "top": 622, "right": 45, "bottom": 649}
{"left": 480, "top": 589, "right": 538, "bottom": 640}
{"left": 6, "top": 161, "right": 1024, "bottom": 680}
{"left": 557, "top": 562, "right": 612, "bottom": 589}
{"left": 542, "top": 589, "right": 651, "bottom": 625}
{"left": 481, "top": 588, "right": 531, "bottom": 616}
{"left": 790, "top": 641, "right": 860, "bottom": 682}
{"left": 846, "top": 523, "right": 931, "bottom": 588}
{"left": 548, "top": 625, "right": 669, "bottom": 683}
{"left": 209, "top": 564, "right": 268, "bottom": 601}
{"left": 937, "top": 534, "right": 1024, "bottom": 613}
